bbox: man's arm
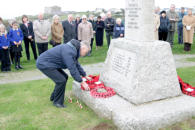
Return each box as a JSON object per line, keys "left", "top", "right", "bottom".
{"left": 76, "top": 61, "right": 86, "bottom": 77}
{"left": 63, "top": 55, "right": 83, "bottom": 82}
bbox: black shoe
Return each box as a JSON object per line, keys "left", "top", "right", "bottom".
{"left": 53, "top": 103, "right": 66, "bottom": 108}
{"left": 18, "top": 65, "right": 23, "bottom": 69}
{"left": 15, "top": 66, "right": 19, "bottom": 70}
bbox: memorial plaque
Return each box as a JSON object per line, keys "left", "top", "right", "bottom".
{"left": 110, "top": 48, "right": 136, "bottom": 85}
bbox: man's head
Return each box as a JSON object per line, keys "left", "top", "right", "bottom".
{"left": 80, "top": 41, "right": 90, "bottom": 57}
{"left": 89, "top": 15, "right": 94, "bottom": 20}
{"left": 187, "top": 8, "right": 193, "bottom": 16}
{"left": 107, "top": 12, "right": 112, "bottom": 18}
{"left": 181, "top": 7, "right": 185, "bottom": 13}
{"left": 68, "top": 14, "right": 73, "bottom": 22}
{"left": 170, "top": 4, "right": 176, "bottom": 12}
{"left": 76, "top": 15, "right": 80, "bottom": 21}
{"left": 82, "top": 15, "right": 87, "bottom": 23}
{"left": 38, "top": 13, "right": 44, "bottom": 20}
{"left": 155, "top": 6, "right": 160, "bottom": 14}
{"left": 116, "top": 18, "right": 122, "bottom": 25}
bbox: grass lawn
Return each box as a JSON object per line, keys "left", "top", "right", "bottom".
{"left": 186, "top": 57, "right": 195, "bottom": 62}
{"left": 0, "top": 78, "right": 116, "bottom": 130}
{"left": 0, "top": 67, "right": 195, "bottom": 130}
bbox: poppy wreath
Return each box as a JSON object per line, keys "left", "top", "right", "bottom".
{"left": 178, "top": 76, "right": 195, "bottom": 97}
{"left": 81, "top": 75, "right": 116, "bottom": 98}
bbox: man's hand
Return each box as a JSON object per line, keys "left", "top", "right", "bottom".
{"left": 28, "top": 36, "right": 32, "bottom": 39}
{"left": 81, "top": 81, "right": 90, "bottom": 91}
{"left": 85, "top": 76, "right": 92, "bottom": 81}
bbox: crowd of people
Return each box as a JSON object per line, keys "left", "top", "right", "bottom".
{"left": 156, "top": 4, "right": 195, "bottom": 51}
{"left": 0, "top": 11, "right": 125, "bottom": 72}
{"left": 0, "top": 4, "right": 195, "bottom": 73}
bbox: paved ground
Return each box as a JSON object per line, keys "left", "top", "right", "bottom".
{"left": 0, "top": 54, "right": 195, "bottom": 85}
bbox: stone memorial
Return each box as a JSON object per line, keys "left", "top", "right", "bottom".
{"left": 73, "top": 0, "right": 195, "bottom": 129}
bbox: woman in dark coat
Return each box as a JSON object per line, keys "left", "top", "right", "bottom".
{"left": 158, "top": 11, "right": 170, "bottom": 41}
{"left": 95, "top": 16, "right": 104, "bottom": 49}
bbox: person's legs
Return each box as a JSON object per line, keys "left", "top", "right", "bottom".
{"left": 40, "top": 68, "right": 67, "bottom": 107}
{"left": 9, "top": 46, "right": 14, "bottom": 64}
{"left": 5, "top": 49, "right": 11, "bottom": 71}
{"left": 50, "top": 69, "right": 68, "bottom": 102}
{"left": 90, "top": 38, "right": 94, "bottom": 53}
{"left": 1, "top": 50, "right": 6, "bottom": 71}
{"left": 106, "top": 32, "right": 111, "bottom": 48}
{"left": 30, "top": 40, "right": 38, "bottom": 60}
{"left": 159, "top": 32, "right": 163, "bottom": 40}
{"left": 37, "top": 43, "right": 42, "bottom": 56}
{"left": 43, "top": 43, "right": 48, "bottom": 53}
{"left": 178, "top": 26, "right": 181, "bottom": 44}
{"left": 24, "top": 38, "right": 30, "bottom": 60}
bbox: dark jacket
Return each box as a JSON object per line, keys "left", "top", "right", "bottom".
{"left": 20, "top": 21, "right": 34, "bottom": 39}
{"left": 89, "top": 20, "right": 96, "bottom": 30}
{"left": 113, "top": 24, "right": 125, "bottom": 38}
{"left": 62, "top": 20, "right": 76, "bottom": 43}
{"left": 36, "top": 39, "right": 86, "bottom": 82}
{"left": 104, "top": 18, "right": 115, "bottom": 32}
{"left": 159, "top": 16, "right": 170, "bottom": 33}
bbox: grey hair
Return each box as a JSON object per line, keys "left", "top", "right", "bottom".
{"left": 52, "top": 15, "right": 60, "bottom": 23}
{"left": 80, "top": 41, "right": 91, "bottom": 51}
{"left": 116, "top": 18, "right": 122, "bottom": 23}
{"left": 0, "top": 24, "right": 7, "bottom": 36}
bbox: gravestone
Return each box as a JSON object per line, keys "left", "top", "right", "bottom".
{"left": 72, "top": 0, "right": 195, "bottom": 129}
{"left": 100, "top": 0, "right": 181, "bottom": 105}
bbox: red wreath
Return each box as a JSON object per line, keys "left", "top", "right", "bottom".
{"left": 178, "top": 76, "right": 195, "bottom": 97}
{"left": 81, "top": 75, "right": 116, "bottom": 98}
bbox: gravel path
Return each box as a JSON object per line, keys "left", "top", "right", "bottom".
{"left": 0, "top": 54, "right": 195, "bottom": 85}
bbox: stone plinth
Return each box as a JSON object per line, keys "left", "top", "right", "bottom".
{"left": 100, "top": 38, "right": 181, "bottom": 105}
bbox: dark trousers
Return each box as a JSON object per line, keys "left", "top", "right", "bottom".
{"left": 159, "top": 32, "right": 168, "bottom": 41}
{"left": 0, "top": 49, "right": 11, "bottom": 71}
{"left": 9, "top": 46, "right": 15, "bottom": 64}
{"left": 37, "top": 43, "right": 48, "bottom": 56}
{"left": 178, "top": 26, "right": 183, "bottom": 44}
{"left": 14, "top": 52, "right": 21, "bottom": 67}
{"left": 24, "top": 38, "right": 37, "bottom": 60}
{"left": 167, "top": 31, "right": 175, "bottom": 46}
{"left": 184, "top": 43, "right": 192, "bottom": 51}
{"left": 39, "top": 68, "right": 68, "bottom": 105}
{"left": 90, "top": 38, "right": 94, "bottom": 53}
{"left": 106, "top": 31, "right": 113, "bottom": 48}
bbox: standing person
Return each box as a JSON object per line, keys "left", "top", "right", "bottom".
{"left": 75, "top": 15, "right": 81, "bottom": 40}
{"left": 0, "top": 25, "right": 11, "bottom": 72}
{"left": 178, "top": 7, "right": 186, "bottom": 44}
{"left": 104, "top": 12, "right": 115, "bottom": 47}
{"left": 88, "top": 15, "right": 96, "bottom": 53}
{"left": 154, "top": 12, "right": 160, "bottom": 40}
{"left": 113, "top": 18, "right": 125, "bottom": 39}
{"left": 182, "top": 8, "right": 195, "bottom": 51}
{"left": 7, "top": 20, "right": 14, "bottom": 64}
{"left": 159, "top": 11, "right": 170, "bottom": 41}
{"left": 78, "top": 15, "right": 93, "bottom": 52}
{"left": 166, "top": 4, "right": 179, "bottom": 46}
{"left": 95, "top": 16, "right": 105, "bottom": 50}
{"left": 9, "top": 21, "right": 23, "bottom": 70}
{"left": 20, "top": 15, "right": 37, "bottom": 61}
{"left": 62, "top": 14, "right": 76, "bottom": 43}
{"left": 36, "top": 40, "right": 90, "bottom": 108}
{"left": 51, "top": 15, "right": 64, "bottom": 47}
{"left": 33, "top": 13, "right": 51, "bottom": 56}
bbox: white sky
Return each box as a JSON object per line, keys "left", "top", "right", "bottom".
{"left": 0, "top": 0, "right": 195, "bottom": 19}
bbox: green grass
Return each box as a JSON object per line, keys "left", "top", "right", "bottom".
{"left": 177, "top": 66, "right": 195, "bottom": 87}
{"left": 172, "top": 34, "right": 195, "bottom": 54}
{"left": 186, "top": 57, "right": 195, "bottom": 62}
{"left": 0, "top": 78, "right": 116, "bottom": 130}
{"left": 0, "top": 67, "right": 194, "bottom": 129}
